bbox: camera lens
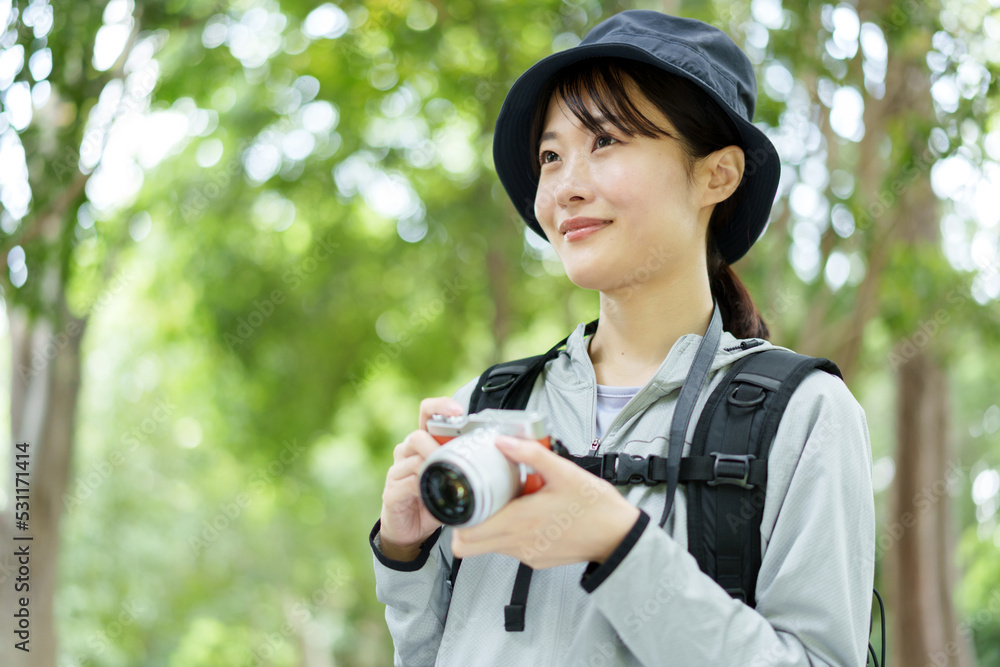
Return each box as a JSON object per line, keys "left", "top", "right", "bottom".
{"left": 420, "top": 462, "right": 475, "bottom": 525}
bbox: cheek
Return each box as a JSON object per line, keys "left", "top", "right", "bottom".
{"left": 533, "top": 185, "right": 559, "bottom": 236}
{"left": 592, "top": 160, "right": 658, "bottom": 223}
{"left": 533, "top": 185, "right": 554, "bottom": 216}
{"left": 592, "top": 160, "right": 632, "bottom": 193}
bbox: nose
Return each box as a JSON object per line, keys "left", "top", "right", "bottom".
{"left": 552, "top": 155, "right": 594, "bottom": 208}
{"left": 534, "top": 149, "right": 595, "bottom": 237}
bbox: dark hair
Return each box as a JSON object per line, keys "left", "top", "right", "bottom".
{"left": 530, "top": 58, "right": 769, "bottom": 340}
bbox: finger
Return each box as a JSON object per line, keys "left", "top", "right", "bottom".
{"left": 381, "top": 473, "right": 421, "bottom": 507}
{"left": 386, "top": 453, "right": 426, "bottom": 481}
{"left": 393, "top": 430, "right": 443, "bottom": 462}
{"left": 494, "top": 435, "right": 578, "bottom": 480}
{"left": 453, "top": 496, "right": 531, "bottom": 543}
{"left": 452, "top": 524, "right": 520, "bottom": 559}
{"left": 418, "top": 396, "right": 465, "bottom": 431}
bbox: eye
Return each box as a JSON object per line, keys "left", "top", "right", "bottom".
{"left": 539, "top": 150, "right": 559, "bottom": 165}
{"left": 595, "top": 134, "right": 618, "bottom": 149}
{"left": 538, "top": 134, "right": 617, "bottom": 165}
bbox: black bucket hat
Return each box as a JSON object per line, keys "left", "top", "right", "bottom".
{"left": 492, "top": 10, "right": 780, "bottom": 264}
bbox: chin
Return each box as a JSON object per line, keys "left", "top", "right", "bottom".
{"left": 563, "top": 264, "right": 618, "bottom": 292}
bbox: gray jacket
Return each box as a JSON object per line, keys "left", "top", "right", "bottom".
{"left": 371, "top": 324, "right": 876, "bottom": 666}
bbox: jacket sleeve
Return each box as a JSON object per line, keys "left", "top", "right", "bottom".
{"left": 370, "top": 377, "right": 479, "bottom": 666}
{"left": 579, "top": 370, "right": 876, "bottom": 666}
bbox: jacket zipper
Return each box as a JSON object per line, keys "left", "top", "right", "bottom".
{"left": 587, "top": 437, "right": 601, "bottom": 457}
{"left": 724, "top": 339, "right": 763, "bottom": 352}
{"left": 591, "top": 381, "right": 654, "bottom": 456}
{"left": 589, "top": 342, "right": 752, "bottom": 459}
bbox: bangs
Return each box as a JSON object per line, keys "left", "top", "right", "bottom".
{"left": 530, "top": 59, "right": 675, "bottom": 177}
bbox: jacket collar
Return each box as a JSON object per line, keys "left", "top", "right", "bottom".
{"left": 549, "top": 321, "right": 773, "bottom": 396}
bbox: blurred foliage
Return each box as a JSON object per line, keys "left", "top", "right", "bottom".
{"left": 0, "top": 0, "right": 997, "bottom": 664}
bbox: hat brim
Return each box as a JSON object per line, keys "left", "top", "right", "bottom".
{"left": 492, "top": 43, "right": 780, "bottom": 264}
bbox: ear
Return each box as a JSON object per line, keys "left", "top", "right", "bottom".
{"left": 699, "top": 145, "right": 745, "bottom": 208}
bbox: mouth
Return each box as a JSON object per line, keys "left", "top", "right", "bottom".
{"left": 560, "top": 218, "right": 612, "bottom": 242}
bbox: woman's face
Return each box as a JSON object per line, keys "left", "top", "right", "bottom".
{"left": 532, "top": 89, "right": 712, "bottom": 294}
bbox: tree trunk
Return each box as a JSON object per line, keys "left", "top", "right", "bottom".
{"left": 891, "top": 350, "right": 971, "bottom": 667}
{"left": 885, "top": 41, "right": 973, "bottom": 663}
{"left": 0, "top": 305, "right": 85, "bottom": 667}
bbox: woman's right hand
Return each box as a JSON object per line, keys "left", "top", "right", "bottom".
{"left": 378, "top": 396, "right": 466, "bottom": 561}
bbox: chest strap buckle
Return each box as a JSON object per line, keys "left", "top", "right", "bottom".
{"left": 707, "top": 453, "right": 756, "bottom": 489}
{"left": 609, "top": 453, "right": 656, "bottom": 486}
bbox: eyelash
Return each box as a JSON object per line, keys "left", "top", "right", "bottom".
{"left": 539, "top": 134, "right": 619, "bottom": 165}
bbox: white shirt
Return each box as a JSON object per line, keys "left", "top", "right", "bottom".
{"left": 595, "top": 384, "right": 641, "bottom": 440}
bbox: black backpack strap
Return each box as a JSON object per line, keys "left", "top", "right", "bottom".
{"left": 450, "top": 353, "right": 548, "bottom": 591}
{"left": 469, "top": 319, "right": 599, "bottom": 414}
{"left": 504, "top": 563, "right": 534, "bottom": 631}
{"left": 561, "top": 450, "right": 772, "bottom": 487}
{"left": 449, "top": 319, "right": 598, "bottom": 625}
{"left": 468, "top": 355, "right": 547, "bottom": 413}
{"left": 685, "top": 348, "right": 842, "bottom": 606}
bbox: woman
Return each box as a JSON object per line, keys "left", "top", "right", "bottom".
{"left": 371, "top": 10, "right": 875, "bottom": 666}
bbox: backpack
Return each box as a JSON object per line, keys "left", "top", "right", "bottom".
{"left": 446, "top": 319, "right": 885, "bottom": 666}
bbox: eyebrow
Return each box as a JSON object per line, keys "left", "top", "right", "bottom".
{"left": 539, "top": 116, "right": 611, "bottom": 145}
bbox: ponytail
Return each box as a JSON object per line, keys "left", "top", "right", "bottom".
{"left": 707, "top": 240, "right": 769, "bottom": 340}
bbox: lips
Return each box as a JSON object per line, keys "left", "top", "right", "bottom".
{"left": 559, "top": 217, "right": 612, "bottom": 242}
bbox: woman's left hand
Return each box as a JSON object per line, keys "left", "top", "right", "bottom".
{"left": 451, "top": 435, "right": 641, "bottom": 569}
